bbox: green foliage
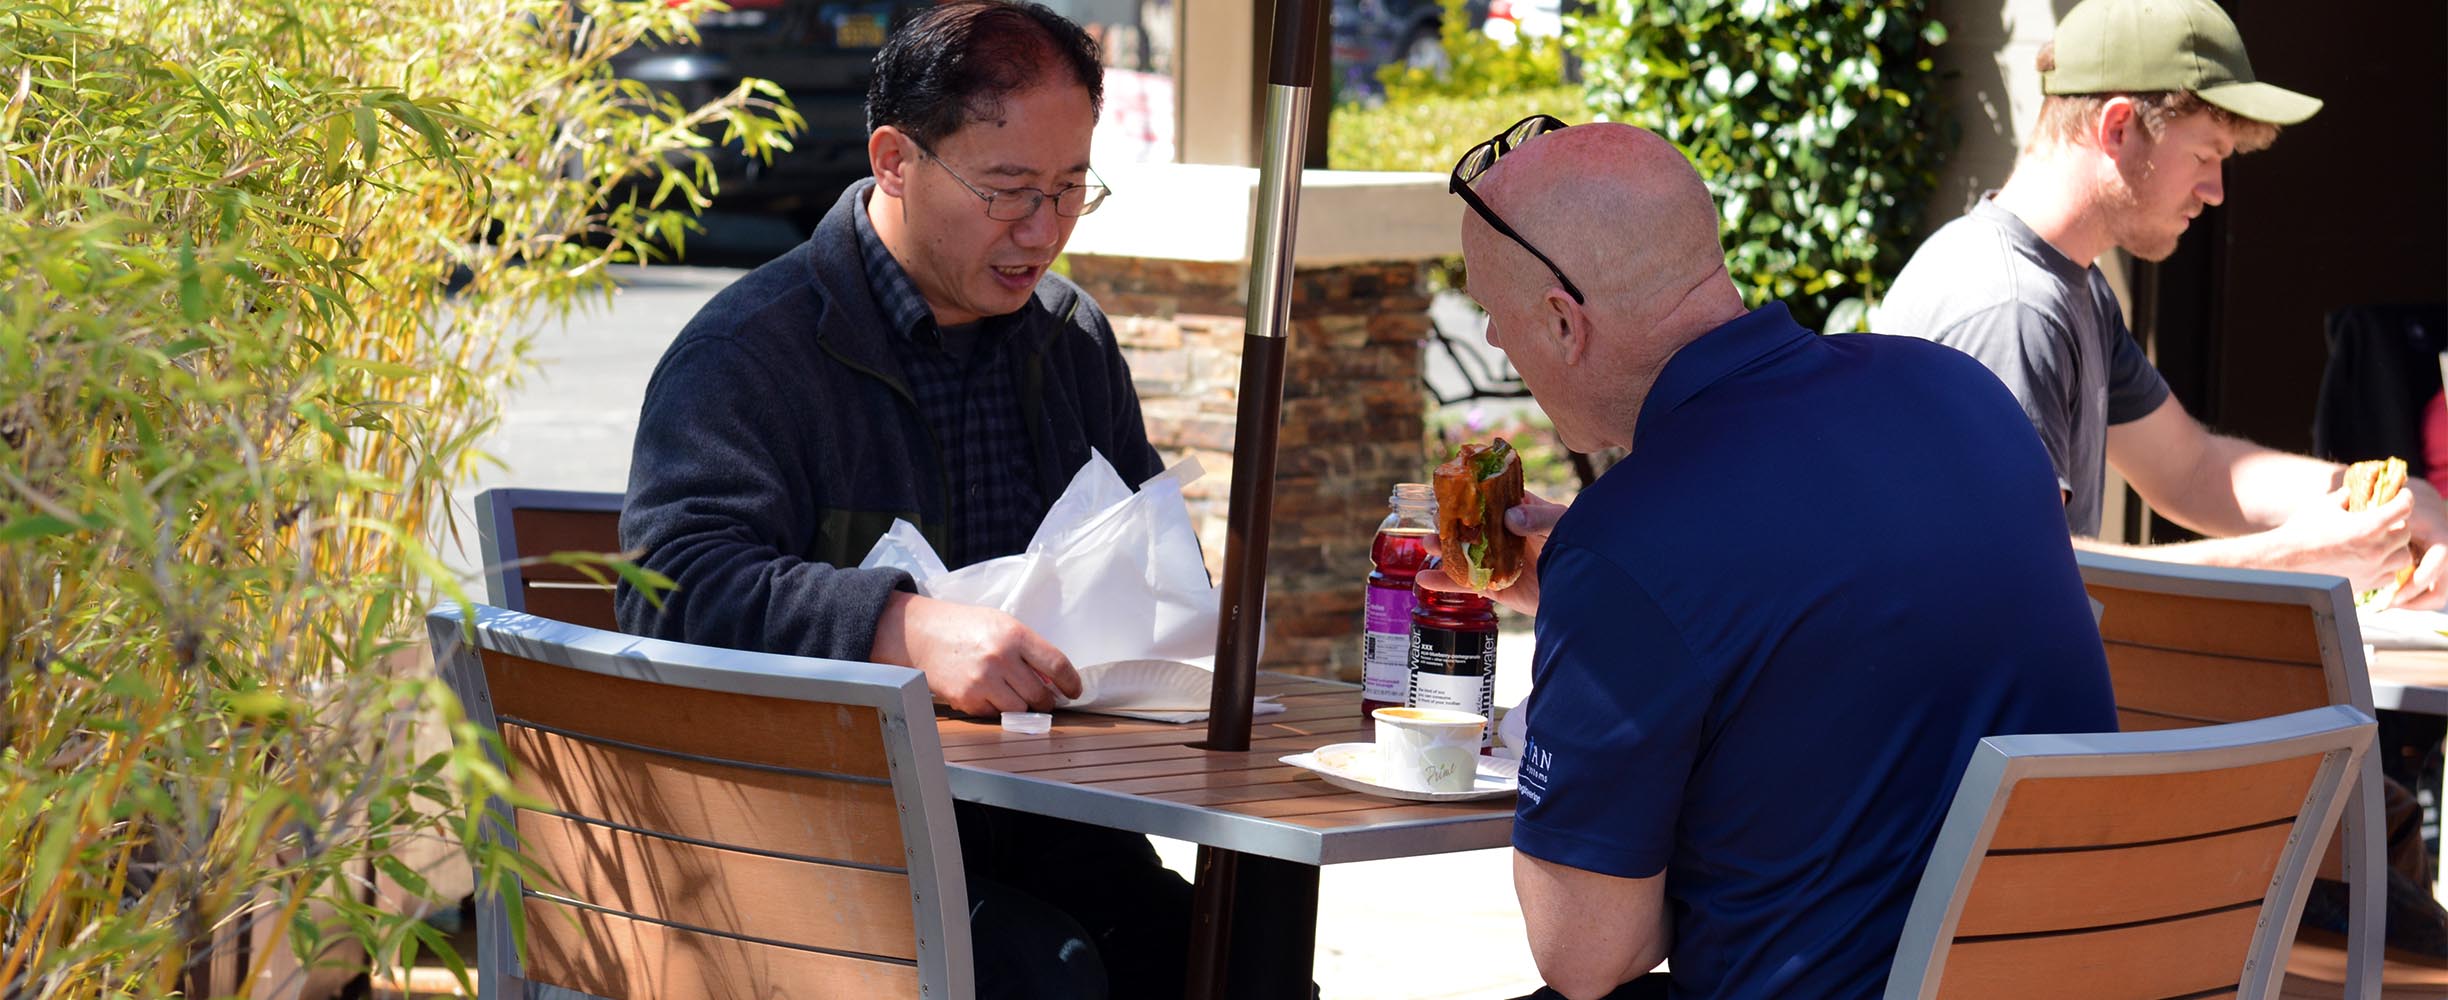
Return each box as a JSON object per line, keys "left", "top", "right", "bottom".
{"left": 1378, "top": 0, "right": 1568, "bottom": 103}
{"left": 1571, "top": 0, "right": 1957, "bottom": 332}
{"left": 0, "top": 0, "right": 780, "bottom": 994}
{"left": 1330, "top": 85, "right": 1584, "bottom": 173}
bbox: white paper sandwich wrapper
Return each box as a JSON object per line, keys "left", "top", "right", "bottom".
{"left": 2359, "top": 607, "right": 2448, "bottom": 651}
{"left": 1068, "top": 658, "right": 1286, "bottom": 724}
{"left": 859, "top": 451, "right": 1283, "bottom": 723}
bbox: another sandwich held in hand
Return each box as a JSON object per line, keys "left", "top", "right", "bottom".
{"left": 1434, "top": 438, "right": 1526, "bottom": 592}
{"left": 2345, "top": 456, "right": 2416, "bottom": 606}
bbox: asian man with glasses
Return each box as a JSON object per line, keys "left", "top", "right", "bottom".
{"left": 618, "top": 3, "right": 1191, "bottom": 997}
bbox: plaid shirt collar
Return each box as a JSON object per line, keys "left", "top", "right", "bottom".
{"left": 848, "top": 184, "right": 1043, "bottom": 567}
{"left": 853, "top": 186, "right": 946, "bottom": 350}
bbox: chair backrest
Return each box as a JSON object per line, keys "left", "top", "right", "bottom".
{"left": 474, "top": 488, "right": 624, "bottom": 632}
{"left": 427, "top": 603, "right": 971, "bottom": 1000}
{"left": 2077, "top": 550, "right": 2373, "bottom": 731}
{"left": 2075, "top": 550, "right": 2384, "bottom": 994}
{"left": 1885, "top": 705, "right": 2376, "bottom": 1000}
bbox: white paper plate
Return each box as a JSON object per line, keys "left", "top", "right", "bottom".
{"left": 1279, "top": 742, "right": 1519, "bottom": 802}
{"left": 1060, "top": 658, "right": 1214, "bottom": 712}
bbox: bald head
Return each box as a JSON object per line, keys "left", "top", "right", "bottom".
{"left": 1464, "top": 123, "right": 1733, "bottom": 329}
{"left": 1457, "top": 122, "right": 1748, "bottom": 453}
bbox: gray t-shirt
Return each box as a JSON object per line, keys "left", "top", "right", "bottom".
{"left": 1875, "top": 198, "right": 2171, "bottom": 536}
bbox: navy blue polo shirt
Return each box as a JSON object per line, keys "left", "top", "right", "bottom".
{"left": 1513, "top": 303, "right": 2116, "bottom": 999}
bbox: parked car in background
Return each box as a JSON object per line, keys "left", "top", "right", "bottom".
{"left": 608, "top": 0, "right": 1173, "bottom": 236}
{"left": 1330, "top": 0, "right": 1487, "bottom": 102}
{"left": 608, "top": 1, "right": 932, "bottom": 227}
{"left": 1477, "top": 0, "right": 1561, "bottom": 45}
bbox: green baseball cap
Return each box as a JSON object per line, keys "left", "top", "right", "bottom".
{"left": 2043, "top": 0, "right": 2322, "bottom": 125}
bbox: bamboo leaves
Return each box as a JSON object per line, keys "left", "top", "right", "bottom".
{"left": 0, "top": 0, "right": 793, "bottom": 993}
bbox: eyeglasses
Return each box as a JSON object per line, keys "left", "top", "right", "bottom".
{"left": 1450, "top": 114, "right": 1585, "bottom": 304}
{"left": 913, "top": 139, "right": 1110, "bottom": 222}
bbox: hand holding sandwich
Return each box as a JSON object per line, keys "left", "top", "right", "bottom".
{"left": 1423, "top": 494, "right": 1567, "bottom": 617}
{"left": 2250, "top": 457, "right": 2430, "bottom": 607}
{"left": 1418, "top": 438, "right": 1566, "bottom": 616}
{"left": 2396, "top": 476, "right": 2448, "bottom": 610}
{"left": 2326, "top": 457, "right": 2448, "bottom": 609}
{"left": 2338, "top": 458, "right": 2448, "bottom": 609}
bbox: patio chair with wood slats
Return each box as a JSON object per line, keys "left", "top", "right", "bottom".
{"left": 1884, "top": 704, "right": 2376, "bottom": 1000}
{"left": 2077, "top": 550, "right": 2395, "bottom": 997}
{"left": 426, "top": 602, "right": 972, "bottom": 999}
{"left": 474, "top": 488, "right": 625, "bottom": 631}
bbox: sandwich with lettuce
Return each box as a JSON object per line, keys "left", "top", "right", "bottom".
{"left": 1433, "top": 438, "right": 1526, "bottom": 592}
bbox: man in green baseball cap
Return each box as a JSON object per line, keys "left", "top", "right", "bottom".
{"left": 2042, "top": 0, "right": 2321, "bottom": 127}
{"left": 1880, "top": 0, "right": 2448, "bottom": 973}
{"left": 1879, "top": 0, "right": 2448, "bottom": 605}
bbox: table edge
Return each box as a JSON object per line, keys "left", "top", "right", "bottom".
{"left": 944, "top": 763, "right": 1514, "bottom": 865}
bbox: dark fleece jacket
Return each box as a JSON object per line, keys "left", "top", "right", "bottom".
{"left": 615, "top": 179, "right": 1163, "bottom": 660}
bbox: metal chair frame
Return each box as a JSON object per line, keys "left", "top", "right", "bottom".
{"left": 1886, "top": 705, "right": 2377, "bottom": 1000}
{"left": 2076, "top": 549, "right": 2385, "bottom": 997}
{"left": 426, "top": 603, "right": 973, "bottom": 1000}
{"left": 472, "top": 487, "right": 625, "bottom": 615}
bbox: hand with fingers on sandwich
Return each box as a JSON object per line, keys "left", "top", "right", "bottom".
{"left": 1416, "top": 438, "right": 1567, "bottom": 617}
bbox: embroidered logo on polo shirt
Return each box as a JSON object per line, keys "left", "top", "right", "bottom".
{"left": 1518, "top": 736, "right": 1554, "bottom": 807}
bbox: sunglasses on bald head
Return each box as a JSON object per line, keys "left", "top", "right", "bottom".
{"left": 1449, "top": 114, "right": 1585, "bottom": 304}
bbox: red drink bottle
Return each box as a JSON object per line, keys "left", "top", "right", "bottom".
{"left": 1408, "top": 582, "right": 1499, "bottom": 753}
{"left": 1363, "top": 483, "right": 1436, "bottom": 723}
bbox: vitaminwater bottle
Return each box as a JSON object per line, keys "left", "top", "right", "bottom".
{"left": 1407, "top": 583, "right": 1499, "bottom": 752}
{"left": 1363, "top": 483, "right": 1437, "bottom": 723}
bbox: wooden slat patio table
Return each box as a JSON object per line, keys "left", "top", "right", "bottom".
{"left": 2366, "top": 648, "right": 2448, "bottom": 718}
{"left": 936, "top": 671, "right": 1516, "bottom": 999}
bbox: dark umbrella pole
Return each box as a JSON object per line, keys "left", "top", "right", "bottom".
{"left": 1185, "top": 2, "right": 1323, "bottom": 998}
{"left": 1202, "top": 0, "right": 1318, "bottom": 753}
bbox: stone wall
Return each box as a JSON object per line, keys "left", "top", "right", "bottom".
{"left": 1067, "top": 254, "right": 1433, "bottom": 680}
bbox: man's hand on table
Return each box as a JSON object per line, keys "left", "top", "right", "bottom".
{"left": 873, "top": 591, "right": 1082, "bottom": 716}
{"left": 1419, "top": 491, "right": 1565, "bottom": 616}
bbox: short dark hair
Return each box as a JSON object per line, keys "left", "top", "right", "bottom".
{"left": 866, "top": 1, "right": 1104, "bottom": 148}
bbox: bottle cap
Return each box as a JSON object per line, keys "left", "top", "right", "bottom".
{"left": 1001, "top": 711, "right": 1053, "bottom": 735}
